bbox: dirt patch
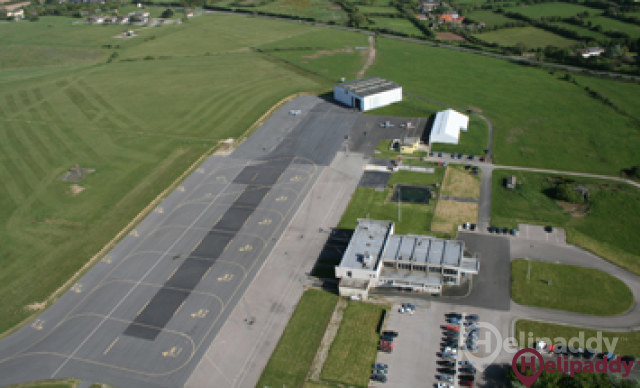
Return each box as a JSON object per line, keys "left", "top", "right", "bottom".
{"left": 69, "top": 184, "right": 85, "bottom": 196}
{"left": 557, "top": 201, "right": 589, "bottom": 218}
{"left": 356, "top": 35, "right": 376, "bottom": 79}
{"left": 436, "top": 32, "right": 466, "bottom": 42}
{"left": 213, "top": 138, "right": 235, "bottom": 156}
{"left": 440, "top": 166, "right": 481, "bottom": 199}
{"left": 24, "top": 301, "right": 46, "bottom": 311}
{"left": 431, "top": 200, "right": 478, "bottom": 234}
{"left": 302, "top": 46, "right": 354, "bottom": 59}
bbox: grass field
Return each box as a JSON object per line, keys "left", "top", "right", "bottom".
{"left": 440, "top": 165, "right": 481, "bottom": 199}
{"left": 255, "top": 0, "right": 347, "bottom": 23}
{"left": 257, "top": 27, "right": 370, "bottom": 82}
{"left": 510, "top": 2, "right": 596, "bottom": 19}
{"left": 476, "top": 26, "right": 577, "bottom": 48}
{"left": 359, "top": 5, "right": 399, "bottom": 14}
{"left": 511, "top": 259, "right": 633, "bottom": 315}
{"left": 516, "top": 320, "right": 640, "bottom": 357}
{"left": 320, "top": 301, "right": 387, "bottom": 386}
{"left": 0, "top": 13, "right": 324, "bottom": 334}
{"left": 338, "top": 169, "right": 444, "bottom": 234}
{"left": 257, "top": 289, "right": 338, "bottom": 388}
{"left": 573, "top": 75, "right": 640, "bottom": 122}
{"left": 429, "top": 115, "right": 489, "bottom": 156}
{"left": 368, "top": 17, "right": 421, "bottom": 35}
{"left": 587, "top": 15, "right": 640, "bottom": 39}
{"left": 431, "top": 200, "right": 477, "bottom": 235}
{"left": 364, "top": 37, "right": 640, "bottom": 175}
{"left": 491, "top": 170, "right": 640, "bottom": 275}
{"left": 465, "top": 10, "right": 514, "bottom": 27}
{"left": 548, "top": 21, "right": 607, "bottom": 40}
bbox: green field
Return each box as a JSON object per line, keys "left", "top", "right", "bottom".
{"left": 369, "top": 17, "right": 421, "bottom": 35}
{"left": 320, "top": 302, "right": 387, "bottom": 386}
{"left": 257, "top": 289, "right": 338, "bottom": 388}
{"left": 358, "top": 5, "right": 399, "bottom": 14}
{"left": 255, "top": 0, "right": 347, "bottom": 23}
{"left": 338, "top": 169, "right": 444, "bottom": 234}
{"left": 511, "top": 259, "right": 633, "bottom": 315}
{"left": 476, "top": 26, "right": 577, "bottom": 48}
{"left": 510, "top": 2, "right": 595, "bottom": 19}
{"left": 588, "top": 15, "right": 640, "bottom": 38}
{"left": 548, "top": 21, "right": 607, "bottom": 40}
{"left": 363, "top": 37, "right": 640, "bottom": 174}
{"left": 0, "top": 13, "right": 324, "bottom": 334}
{"left": 572, "top": 75, "right": 640, "bottom": 122}
{"left": 465, "top": 10, "right": 514, "bottom": 27}
{"left": 257, "top": 27, "right": 370, "bottom": 82}
{"left": 491, "top": 170, "right": 640, "bottom": 275}
{"left": 516, "top": 320, "right": 640, "bottom": 357}
{"left": 429, "top": 115, "right": 489, "bottom": 156}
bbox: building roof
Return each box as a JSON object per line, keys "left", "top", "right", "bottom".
{"left": 382, "top": 234, "right": 468, "bottom": 268}
{"left": 430, "top": 109, "right": 469, "bottom": 144}
{"left": 338, "top": 219, "right": 392, "bottom": 271}
{"left": 336, "top": 77, "right": 401, "bottom": 98}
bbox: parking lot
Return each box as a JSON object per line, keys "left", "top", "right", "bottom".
{"left": 371, "top": 298, "right": 514, "bottom": 387}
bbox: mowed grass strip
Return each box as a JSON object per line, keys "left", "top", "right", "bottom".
{"left": 511, "top": 259, "right": 633, "bottom": 315}
{"left": 256, "top": 289, "right": 338, "bottom": 388}
{"left": 516, "top": 320, "right": 640, "bottom": 357}
{"left": 440, "top": 165, "right": 481, "bottom": 199}
{"left": 320, "top": 301, "right": 387, "bottom": 386}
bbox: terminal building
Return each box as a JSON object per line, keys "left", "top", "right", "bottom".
{"left": 333, "top": 77, "right": 402, "bottom": 111}
{"left": 335, "top": 219, "right": 479, "bottom": 299}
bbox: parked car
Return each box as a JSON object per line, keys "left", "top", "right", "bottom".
{"left": 438, "top": 152, "right": 443, "bottom": 157}
{"left": 437, "top": 375, "right": 454, "bottom": 383}
{"left": 459, "top": 374, "right": 475, "bottom": 382}
{"left": 459, "top": 366, "right": 476, "bottom": 374}
{"left": 470, "top": 224, "right": 477, "bottom": 231}
{"left": 544, "top": 225, "right": 553, "bottom": 233}
{"left": 438, "top": 360, "right": 456, "bottom": 367}
{"left": 459, "top": 360, "right": 475, "bottom": 367}
{"left": 370, "top": 373, "right": 387, "bottom": 383}
{"left": 459, "top": 379, "right": 473, "bottom": 387}
{"left": 584, "top": 349, "right": 596, "bottom": 359}
{"left": 445, "top": 313, "right": 463, "bottom": 319}
{"left": 437, "top": 382, "right": 453, "bottom": 388}
{"left": 373, "top": 368, "right": 388, "bottom": 375}
{"left": 382, "top": 330, "right": 398, "bottom": 338}
{"left": 447, "top": 317, "right": 461, "bottom": 324}
{"left": 439, "top": 367, "right": 456, "bottom": 375}
{"left": 465, "top": 314, "right": 479, "bottom": 321}
{"left": 510, "top": 229, "right": 518, "bottom": 236}
{"left": 373, "top": 363, "right": 388, "bottom": 370}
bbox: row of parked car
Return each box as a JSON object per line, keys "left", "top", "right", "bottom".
{"left": 429, "top": 152, "right": 487, "bottom": 162}
{"left": 436, "top": 313, "right": 480, "bottom": 387}
{"left": 372, "top": 330, "right": 400, "bottom": 383}
{"left": 487, "top": 226, "right": 519, "bottom": 236}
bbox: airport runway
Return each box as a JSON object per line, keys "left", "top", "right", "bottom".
{"left": 0, "top": 96, "right": 361, "bottom": 387}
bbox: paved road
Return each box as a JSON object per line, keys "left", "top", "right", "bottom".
{"left": 0, "top": 96, "right": 361, "bottom": 387}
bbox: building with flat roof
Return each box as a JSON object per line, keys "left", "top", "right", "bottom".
{"left": 333, "top": 77, "right": 402, "bottom": 111}
{"left": 429, "top": 109, "right": 469, "bottom": 145}
{"left": 335, "top": 219, "right": 479, "bottom": 298}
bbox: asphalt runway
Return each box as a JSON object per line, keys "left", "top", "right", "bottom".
{"left": 0, "top": 96, "right": 360, "bottom": 387}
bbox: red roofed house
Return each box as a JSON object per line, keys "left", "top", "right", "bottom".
{"left": 439, "top": 12, "right": 464, "bottom": 23}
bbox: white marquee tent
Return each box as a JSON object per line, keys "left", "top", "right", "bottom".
{"left": 429, "top": 109, "right": 469, "bottom": 144}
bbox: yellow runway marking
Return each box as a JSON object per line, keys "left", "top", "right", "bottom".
{"left": 167, "top": 267, "right": 179, "bottom": 281}
{"left": 101, "top": 255, "right": 112, "bottom": 264}
{"left": 258, "top": 218, "right": 272, "bottom": 225}
{"left": 31, "top": 319, "right": 45, "bottom": 331}
{"left": 174, "top": 300, "right": 186, "bottom": 316}
{"left": 251, "top": 173, "right": 258, "bottom": 181}
{"left": 155, "top": 207, "right": 164, "bottom": 214}
{"left": 137, "top": 300, "right": 150, "bottom": 315}
{"left": 103, "top": 337, "right": 119, "bottom": 355}
{"left": 201, "top": 266, "right": 213, "bottom": 281}
{"left": 130, "top": 230, "right": 139, "bottom": 238}
{"left": 190, "top": 309, "right": 209, "bottom": 318}
{"left": 162, "top": 346, "right": 182, "bottom": 358}
{"left": 71, "top": 284, "right": 83, "bottom": 293}
{"left": 275, "top": 196, "right": 287, "bottom": 202}
{"left": 217, "top": 273, "right": 233, "bottom": 282}
{"left": 238, "top": 244, "right": 253, "bottom": 252}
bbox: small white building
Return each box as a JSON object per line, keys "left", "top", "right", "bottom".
{"left": 333, "top": 77, "right": 402, "bottom": 111}
{"left": 430, "top": 109, "right": 469, "bottom": 145}
{"left": 579, "top": 47, "right": 605, "bottom": 58}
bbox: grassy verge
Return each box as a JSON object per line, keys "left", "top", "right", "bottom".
{"left": 6, "top": 379, "right": 80, "bottom": 388}
{"left": 511, "top": 259, "right": 633, "bottom": 315}
{"left": 491, "top": 170, "right": 640, "bottom": 275}
{"left": 257, "top": 289, "right": 338, "bottom": 388}
{"left": 516, "top": 320, "right": 640, "bottom": 357}
{"left": 320, "top": 301, "right": 387, "bottom": 386}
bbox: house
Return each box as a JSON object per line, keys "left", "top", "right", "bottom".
{"left": 579, "top": 47, "right": 605, "bottom": 58}
{"left": 506, "top": 176, "right": 516, "bottom": 189}
{"left": 6, "top": 9, "right": 25, "bottom": 19}
{"left": 335, "top": 219, "right": 479, "bottom": 299}
{"left": 333, "top": 77, "right": 402, "bottom": 111}
{"left": 429, "top": 109, "right": 469, "bottom": 145}
{"left": 420, "top": 0, "right": 441, "bottom": 13}
{"left": 439, "top": 12, "right": 464, "bottom": 23}
{"left": 400, "top": 137, "right": 420, "bottom": 154}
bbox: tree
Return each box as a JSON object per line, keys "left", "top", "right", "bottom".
{"left": 161, "top": 8, "right": 174, "bottom": 18}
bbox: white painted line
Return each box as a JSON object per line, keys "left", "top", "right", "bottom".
{"left": 51, "top": 160, "right": 245, "bottom": 378}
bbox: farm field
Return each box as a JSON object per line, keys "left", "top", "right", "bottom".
{"left": 256, "top": 289, "right": 338, "bottom": 388}
{"left": 254, "top": 0, "right": 347, "bottom": 23}
{"left": 509, "top": 2, "right": 595, "bottom": 19}
{"left": 572, "top": 75, "right": 640, "bottom": 122}
{"left": 369, "top": 17, "right": 422, "bottom": 35}
{"left": 511, "top": 259, "right": 633, "bottom": 315}
{"left": 491, "top": 170, "right": 640, "bottom": 275}
{"left": 548, "top": 21, "right": 608, "bottom": 40}
{"left": 320, "top": 302, "right": 387, "bottom": 386}
{"left": 516, "top": 320, "right": 640, "bottom": 357}
{"left": 588, "top": 15, "right": 640, "bottom": 38}
{"left": 358, "top": 5, "right": 399, "bottom": 14}
{"left": 364, "top": 37, "right": 640, "bottom": 174}
{"left": 465, "top": 9, "right": 514, "bottom": 27}
{"left": 475, "top": 26, "right": 577, "bottom": 48}
{"left": 0, "top": 13, "right": 323, "bottom": 334}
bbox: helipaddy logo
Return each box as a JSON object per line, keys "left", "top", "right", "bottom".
{"left": 512, "top": 348, "right": 637, "bottom": 387}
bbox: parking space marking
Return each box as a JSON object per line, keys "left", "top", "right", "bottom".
{"left": 103, "top": 337, "right": 119, "bottom": 355}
